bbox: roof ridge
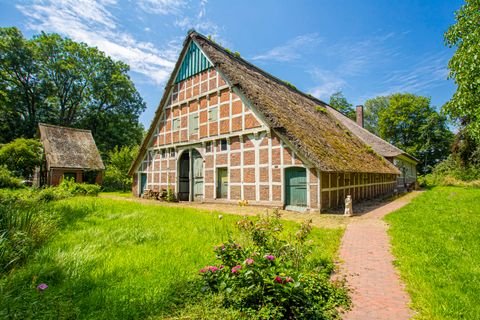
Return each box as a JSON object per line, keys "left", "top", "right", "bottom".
{"left": 190, "top": 32, "right": 334, "bottom": 109}
{"left": 38, "top": 123, "right": 93, "bottom": 133}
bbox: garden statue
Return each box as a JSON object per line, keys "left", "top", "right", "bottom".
{"left": 344, "top": 195, "right": 353, "bottom": 216}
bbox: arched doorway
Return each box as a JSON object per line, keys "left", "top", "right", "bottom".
{"left": 285, "top": 167, "right": 307, "bottom": 211}
{"left": 178, "top": 149, "right": 204, "bottom": 201}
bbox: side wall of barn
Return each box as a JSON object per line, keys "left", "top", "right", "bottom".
{"left": 319, "top": 172, "right": 397, "bottom": 210}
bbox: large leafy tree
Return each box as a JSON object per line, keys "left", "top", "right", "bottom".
{"left": 329, "top": 91, "right": 356, "bottom": 120}
{"left": 444, "top": 0, "right": 480, "bottom": 141}
{"left": 103, "top": 145, "right": 139, "bottom": 191}
{"left": 363, "top": 96, "right": 389, "bottom": 135}
{"left": 0, "top": 138, "right": 42, "bottom": 178}
{"left": 0, "top": 27, "right": 145, "bottom": 152}
{"left": 378, "top": 93, "right": 454, "bottom": 173}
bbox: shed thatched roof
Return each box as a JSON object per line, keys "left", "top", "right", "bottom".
{"left": 130, "top": 31, "right": 401, "bottom": 175}
{"left": 38, "top": 123, "right": 105, "bottom": 171}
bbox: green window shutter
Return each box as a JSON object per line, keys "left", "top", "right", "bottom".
{"left": 189, "top": 113, "right": 199, "bottom": 134}
{"left": 208, "top": 107, "right": 218, "bottom": 121}
{"left": 173, "top": 118, "right": 180, "bottom": 130}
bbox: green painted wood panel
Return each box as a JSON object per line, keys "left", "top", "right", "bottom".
{"left": 140, "top": 173, "right": 147, "bottom": 195}
{"left": 285, "top": 167, "right": 307, "bottom": 207}
{"left": 175, "top": 41, "right": 212, "bottom": 83}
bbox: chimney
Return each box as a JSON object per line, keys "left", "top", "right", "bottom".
{"left": 356, "top": 105, "right": 364, "bottom": 128}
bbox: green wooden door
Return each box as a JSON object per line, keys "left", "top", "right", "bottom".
{"left": 192, "top": 149, "right": 203, "bottom": 200}
{"left": 285, "top": 167, "right": 307, "bottom": 209}
{"left": 140, "top": 173, "right": 147, "bottom": 195}
{"left": 216, "top": 168, "right": 228, "bottom": 199}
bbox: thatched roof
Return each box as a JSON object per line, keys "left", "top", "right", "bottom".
{"left": 130, "top": 31, "right": 400, "bottom": 175}
{"left": 38, "top": 123, "right": 105, "bottom": 171}
{"left": 192, "top": 33, "right": 399, "bottom": 174}
{"left": 327, "top": 107, "right": 418, "bottom": 162}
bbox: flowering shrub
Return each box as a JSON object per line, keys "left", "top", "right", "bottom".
{"left": 198, "top": 212, "right": 349, "bottom": 319}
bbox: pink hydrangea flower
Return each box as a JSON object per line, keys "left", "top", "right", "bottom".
{"left": 244, "top": 258, "right": 254, "bottom": 265}
{"left": 265, "top": 254, "right": 275, "bottom": 261}
{"left": 274, "top": 276, "right": 283, "bottom": 284}
{"left": 231, "top": 265, "right": 242, "bottom": 274}
{"left": 199, "top": 266, "right": 220, "bottom": 273}
{"left": 285, "top": 276, "right": 293, "bottom": 283}
{"left": 37, "top": 283, "right": 48, "bottom": 291}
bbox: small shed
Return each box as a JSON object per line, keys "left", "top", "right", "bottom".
{"left": 38, "top": 123, "right": 105, "bottom": 186}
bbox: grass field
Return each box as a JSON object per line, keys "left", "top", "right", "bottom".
{"left": 0, "top": 196, "right": 343, "bottom": 319}
{"left": 385, "top": 186, "right": 480, "bottom": 319}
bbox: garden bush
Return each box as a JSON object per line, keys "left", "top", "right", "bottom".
{"left": 0, "top": 166, "right": 23, "bottom": 189}
{"left": 57, "top": 178, "right": 101, "bottom": 196}
{"left": 198, "top": 211, "right": 349, "bottom": 319}
{"left": 419, "top": 155, "right": 480, "bottom": 187}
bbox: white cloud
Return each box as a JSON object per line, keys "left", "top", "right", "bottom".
{"left": 328, "top": 32, "right": 399, "bottom": 76}
{"left": 17, "top": 0, "right": 177, "bottom": 85}
{"left": 172, "top": 1, "right": 228, "bottom": 47}
{"left": 307, "top": 69, "right": 347, "bottom": 101}
{"left": 137, "top": 0, "right": 187, "bottom": 15}
{"left": 252, "top": 34, "right": 322, "bottom": 62}
{"left": 367, "top": 51, "right": 450, "bottom": 99}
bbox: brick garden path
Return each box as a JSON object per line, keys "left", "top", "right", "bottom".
{"left": 338, "top": 191, "right": 422, "bottom": 320}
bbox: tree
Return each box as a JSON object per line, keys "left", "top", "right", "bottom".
{"left": 444, "top": 0, "right": 480, "bottom": 166}
{"left": 0, "top": 138, "right": 42, "bottom": 178}
{"left": 0, "top": 27, "right": 145, "bottom": 152}
{"left": 329, "top": 91, "right": 356, "bottom": 120}
{"left": 103, "top": 145, "right": 139, "bottom": 191}
{"left": 378, "top": 93, "right": 454, "bottom": 173}
{"left": 363, "top": 96, "right": 389, "bottom": 135}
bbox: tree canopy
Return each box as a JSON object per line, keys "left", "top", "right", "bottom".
{"left": 377, "top": 93, "right": 453, "bottom": 173}
{"left": 444, "top": 0, "right": 480, "bottom": 142}
{"left": 0, "top": 27, "right": 146, "bottom": 153}
{"left": 103, "top": 145, "right": 139, "bottom": 191}
{"left": 329, "top": 91, "right": 356, "bottom": 120}
{"left": 0, "top": 138, "right": 42, "bottom": 178}
{"left": 363, "top": 96, "right": 389, "bottom": 136}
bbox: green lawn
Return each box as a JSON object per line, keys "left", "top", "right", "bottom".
{"left": 385, "top": 186, "right": 480, "bottom": 319}
{"left": 0, "top": 197, "right": 343, "bottom": 319}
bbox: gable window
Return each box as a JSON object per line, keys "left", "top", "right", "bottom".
{"left": 172, "top": 118, "right": 180, "bottom": 131}
{"left": 206, "top": 141, "right": 212, "bottom": 153}
{"left": 189, "top": 113, "right": 199, "bottom": 135}
{"left": 208, "top": 107, "right": 218, "bottom": 122}
{"left": 220, "top": 138, "right": 228, "bottom": 151}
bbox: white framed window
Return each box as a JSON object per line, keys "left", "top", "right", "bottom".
{"left": 206, "top": 141, "right": 212, "bottom": 153}
{"left": 219, "top": 138, "right": 228, "bottom": 151}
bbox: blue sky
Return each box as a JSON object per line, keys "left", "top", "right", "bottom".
{"left": 0, "top": 0, "right": 463, "bottom": 127}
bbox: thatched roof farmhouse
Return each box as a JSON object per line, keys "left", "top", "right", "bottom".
{"left": 129, "top": 30, "right": 417, "bottom": 211}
